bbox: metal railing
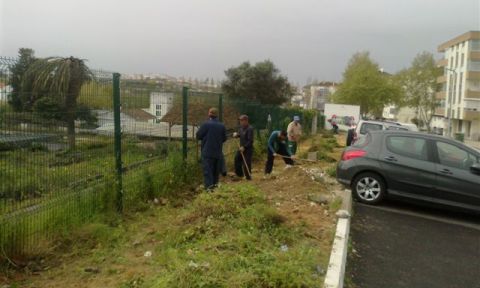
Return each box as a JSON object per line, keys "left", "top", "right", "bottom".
{"left": 0, "top": 56, "right": 320, "bottom": 258}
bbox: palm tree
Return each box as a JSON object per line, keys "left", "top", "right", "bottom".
{"left": 23, "top": 57, "right": 93, "bottom": 149}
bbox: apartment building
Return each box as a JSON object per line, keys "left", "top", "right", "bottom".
{"left": 309, "top": 82, "right": 337, "bottom": 112}
{"left": 434, "top": 31, "right": 480, "bottom": 140}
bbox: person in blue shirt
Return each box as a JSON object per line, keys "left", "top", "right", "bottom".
{"left": 264, "top": 130, "right": 295, "bottom": 175}
{"left": 196, "top": 108, "right": 227, "bottom": 190}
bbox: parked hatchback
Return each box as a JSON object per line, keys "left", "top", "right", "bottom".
{"left": 337, "top": 130, "right": 480, "bottom": 212}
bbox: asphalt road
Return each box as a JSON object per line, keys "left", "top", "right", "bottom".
{"left": 346, "top": 200, "right": 480, "bottom": 288}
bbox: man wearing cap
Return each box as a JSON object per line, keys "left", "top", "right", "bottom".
{"left": 287, "top": 115, "right": 302, "bottom": 156}
{"left": 196, "top": 107, "right": 227, "bottom": 190}
{"left": 233, "top": 115, "right": 254, "bottom": 180}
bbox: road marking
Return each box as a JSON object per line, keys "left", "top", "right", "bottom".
{"left": 355, "top": 203, "right": 480, "bottom": 231}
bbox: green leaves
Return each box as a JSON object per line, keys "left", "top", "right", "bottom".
{"left": 395, "top": 52, "right": 442, "bottom": 130}
{"left": 23, "top": 57, "right": 93, "bottom": 96}
{"left": 222, "top": 60, "right": 293, "bottom": 105}
{"left": 9, "top": 48, "right": 37, "bottom": 111}
{"left": 333, "top": 52, "right": 402, "bottom": 117}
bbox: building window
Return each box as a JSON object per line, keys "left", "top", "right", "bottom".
{"left": 450, "top": 57, "right": 454, "bottom": 68}
{"left": 472, "top": 39, "right": 480, "bottom": 51}
{"left": 461, "top": 53, "right": 465, "bottom": 67}
{"left": 469, "top": 61, "right": 480, "bottom": 71}
{"left": 156, "top": 104, "right": 161, "bottom": 110}
{"left": 455, "top": 52, "right": 459, "bottom": 67}
{"left": 156, "top": 110, "right": 161, "bottom": 116}
{"left": 457, "top": 107, "right": 461, "bottom": 119}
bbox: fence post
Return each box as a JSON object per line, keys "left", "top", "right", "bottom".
{"left": 113, "top": 73, "right": 123, "bottom": 213}
{"left": 218, "top": 93, "right": 223, "bottom": 122}
{"left": 312, "top": 112, "right": 318, "bottom": 135}
{"left": 182, "top": 86, "right": 189, "bottom": 161}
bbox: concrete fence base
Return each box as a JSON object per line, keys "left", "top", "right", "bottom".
{"left": 324, "top": 189, "right": 352, "bottom": 288}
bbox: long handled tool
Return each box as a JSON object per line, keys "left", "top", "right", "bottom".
{"left": 275, "top": 154, "right": 318, "bottom": 163}
{"left": 239, "top": 146, "right": 252, "bottom": 178}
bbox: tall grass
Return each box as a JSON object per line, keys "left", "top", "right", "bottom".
{"left": 145, "top": 184, "right": 325, "bottom": 287}
{"left": 0, "top": 148, "right": 201, "bottom": 260}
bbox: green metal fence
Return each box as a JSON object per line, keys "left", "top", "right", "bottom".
{"left": 0, "top": 56, "right": 318, "bottom": 259}
{"left": 1, "top": 57, "right": 118, "bottom": 256}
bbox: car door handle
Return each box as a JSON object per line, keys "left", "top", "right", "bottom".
{"left": 384, "top": 156, "right": 397, "bottom": 162}
{"left": 439, "top": 168, "right": 453, "bottom": 175}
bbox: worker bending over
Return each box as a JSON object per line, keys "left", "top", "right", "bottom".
{"left": 264, "top": 130, "right": 295, "bottom": 176}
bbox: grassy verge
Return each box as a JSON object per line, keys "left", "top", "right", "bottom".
{"left": 11, "top": 184, "right": 325, "bottom": 288}
{"left": 3, "top": 132, "right": 344, "bottom": 287}
{"left": 148, "top": 184, "right": 324, "bottom": 287}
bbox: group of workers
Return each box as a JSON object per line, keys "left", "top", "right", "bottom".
{"left": 196, "top": 107, "right": 302, "bottom": 190}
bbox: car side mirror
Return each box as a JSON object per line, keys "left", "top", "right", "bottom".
{"left": 470, "top": 163, "right": 480, "bottom": 175}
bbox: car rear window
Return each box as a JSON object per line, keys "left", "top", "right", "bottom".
{"left": 386, "top": 125, "right": 408, "bottom": 131}
{"left": 386, "top": 136, "right": 428, "bottom": 161}
{"left": 360, "top": 123, "right": 382, "bottom": 135}
{"left": 353, "top": 133, "right": 370, "bottom": 147}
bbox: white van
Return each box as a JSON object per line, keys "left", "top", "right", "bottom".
{"left": 351, "top": 120, "right": 418, "bottom": 144}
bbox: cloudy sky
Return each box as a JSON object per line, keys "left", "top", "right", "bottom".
{"left": 1, "top": 0, "right": 479, "bottom": 84}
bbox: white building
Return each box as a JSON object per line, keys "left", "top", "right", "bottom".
{"left": 146, "top": 92, "right": 174, "bottom": 123}
{"left": 382, "top": 105, "right": 417, "bottom": 125}
{"left": 291, "top": 94, "right": 307, "bottom": 108}
{"left": 324, "top": 103, "right": 361, "bottom": 131}
{"left": 309, "top": 83, "right": 337, "bottom": 111}
{"left": 0, "top": 84, "right": 12, "bottom": 103}
{"left": 435, "top": 31, "right": 480, "bottom": 140}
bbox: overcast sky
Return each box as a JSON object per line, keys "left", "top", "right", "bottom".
{"left": 1, "top": 0, "right": 479, "bottom": 84}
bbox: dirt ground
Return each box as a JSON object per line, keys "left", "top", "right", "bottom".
{"left": 1, "top": 133, "right": 346, "bottom": 288}
{"left": 230, "top": 133, "right": 346, "bottom": 250}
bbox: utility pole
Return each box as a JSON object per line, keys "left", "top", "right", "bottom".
{"left": 445, "top": 67, "right": 457, "bottom": 138}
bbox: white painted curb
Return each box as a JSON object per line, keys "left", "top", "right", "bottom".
{"left": 324, "top": 189, "right": 352, "bottom": 288}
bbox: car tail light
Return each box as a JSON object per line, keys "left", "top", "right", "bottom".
{"left": 342, "top": 150, "right": 367, "bottom": 161}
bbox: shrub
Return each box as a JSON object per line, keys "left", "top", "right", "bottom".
{"left": 253, "top": 129, "right": 269, "bottom": 161}
{"left": 325, "top": 165, "right": 337, "bottom": 178}
{"left": 33, "top": 97, "right": 63, "bottom": 120}
{"left": 139, "top": 168, "right": 155, "bottom": 201}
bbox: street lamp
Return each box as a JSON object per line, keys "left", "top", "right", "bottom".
{"left": 444, "top": 67, "right": 457, "bottom": 138}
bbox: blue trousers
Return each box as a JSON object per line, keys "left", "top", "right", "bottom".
{"left": 202, "top": 157, "right": 220, "bottom": 190}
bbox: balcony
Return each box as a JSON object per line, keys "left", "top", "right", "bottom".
{"left": 469, "top": 51, "right": 480, "bottom": 61}
{"left": 434, "top": 107, "right": 445, "bottom": 116}
{"left": 435, "top": 91, "right": 446, "bottom": 99}
{"left": 463, "top": 109, "right": 480, "bottom": 121}
{"left": 436, "top": 58, "right": 448, "bottom": 67}
{"left": 436, "top": 75, "right": 447, "bottom": 83}
{"left": 465, "top": 89, "right": 480, "bottom": 99}
{"left": 466, "top": 71, "right": 480, "bottom": 80}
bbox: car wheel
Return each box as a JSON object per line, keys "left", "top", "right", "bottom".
{"left": 352, "top": 172, "right": 386, "bottom": 204}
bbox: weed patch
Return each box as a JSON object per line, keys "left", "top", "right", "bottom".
{"left": 146, "top": 184, "right": 325, "bottom": 287}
